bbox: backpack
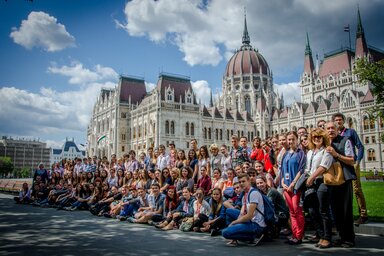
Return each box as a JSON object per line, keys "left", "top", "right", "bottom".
{"left": 248, "top": 188, "right": 278, "bottom": 239}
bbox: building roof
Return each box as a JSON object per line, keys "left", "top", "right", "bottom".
{"left": 157, "top": 73, "right": 193, "bottom": 103}
{"left": 318, "top": 49, "right": 353, "bottom": 78}
{"left": 360, "top": 88, "right": 374, "bottom": 103}
{"left": 119, "top": 76, "right": 147, "bottom": 104}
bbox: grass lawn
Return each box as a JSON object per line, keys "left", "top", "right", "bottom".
{"left": 353, "top": 181, "right": 384, "bottom": 222}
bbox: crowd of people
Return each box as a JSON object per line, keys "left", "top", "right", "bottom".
{"left": 15, "top": 112, "right": 367, "bottom": 248}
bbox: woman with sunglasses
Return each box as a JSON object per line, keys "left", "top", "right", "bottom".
{"left": 305, "top": 128, "right": 334, "bottom": 249}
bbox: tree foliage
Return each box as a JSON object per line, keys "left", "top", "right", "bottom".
{"left": 0, "top": 156, "right": 14, "bottom": 176}
{"left": 355, "top": 58, "right": 384, "bottom": 141}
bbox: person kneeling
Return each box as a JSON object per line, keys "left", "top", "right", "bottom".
{"left": 222, "top": 173, "right": 266, "bottom": 247}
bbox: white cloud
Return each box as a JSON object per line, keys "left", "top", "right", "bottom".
{"left": 119, "top": 0, "right": 384, "bottom": 82}
{"left": 48, "top": 62, "right": 118, "bottom": 85}
{"left": 0, "top": 62, "right": 118, "bottom": 147}
{"left": 274, "top": 82, "right": 301, "bottom": 106}
{"left": 145, "top": 82, "right": 156, "bottom": 92}
{"left": 192, "top": 80, "right": 211, "bottom": 105}
{"left": 10, "top": 11, "right": 75, "bottom": 52}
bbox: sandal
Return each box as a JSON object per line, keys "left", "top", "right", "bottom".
{"left": 226, "top": 240, "right": 239, "bottom": 247}
{"left": 318, "top": 240, "right": 332, "bottom": 249}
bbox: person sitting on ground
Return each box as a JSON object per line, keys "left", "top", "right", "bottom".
{"left": 200, "top": 188, "right": 226, "bottom": 236}
{"left": 210, "top": 168, "right": 224, "bottom": 195}
{"left": 191, "top": 188, "right": 211, "bottom": 232}
{"left": 256, "top": 174, "right": 289, "bottom": 237}
{"left": 160, "top": 187, "right": 195, "bottom": 231}
{"left": 128, "top": 183, "right": 165, "bottom": 224}
{"left": 14, "top": 182, "right": 32, "bottom": 204}
{"left": 116, "top": 186, "right": 140, "bottom": 221}
{"left": 222, "top": 173, "right": 266, "bottom": 247}
{"left": 90, "top": 185, "right": 120, "bottom": 216}
{"left": 104, "top": 185, "right": 130, "bottom": 218}
{"left": 151, "top": 185, "right": 179, "bottom": 224}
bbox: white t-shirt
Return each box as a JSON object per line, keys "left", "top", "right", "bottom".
{"left": 245, "top": 189, "right": 266, "bottom": 227}
{"left": 305, "top": 148, "right": 333, "bottom": 175}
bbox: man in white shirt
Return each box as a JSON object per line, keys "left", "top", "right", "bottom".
{"left": 222, "top": 173, "right": 266, "bottom": 246}
{"left": 156, "top": 144, "right": 169, "bottom": 171}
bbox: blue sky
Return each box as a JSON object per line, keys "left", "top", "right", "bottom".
{"left": 1, "top": 0, "right": 383, "bottom": 149}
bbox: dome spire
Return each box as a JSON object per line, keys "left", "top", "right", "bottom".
{"left": 242, "top": 8, "right": 250, "bottom": 46}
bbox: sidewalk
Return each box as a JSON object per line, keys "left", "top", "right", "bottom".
{"left": 2, "top": 192, "right": 383, "bottom": 237}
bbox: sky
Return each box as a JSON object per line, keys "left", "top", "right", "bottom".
{"left": 0, "top": 0, "right": 384, "bottom": 149}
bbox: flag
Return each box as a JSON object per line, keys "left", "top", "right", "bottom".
{"left": 344, "top": 25, "right": 350, "bottom": 32}
{"left": 97, "top": 135, "right": 106, "bottom": 144}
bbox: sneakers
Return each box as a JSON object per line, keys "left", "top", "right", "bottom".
{"left": 354, "top": 216, "right": 368, "bottom": 226}
{"left": 247, "top": 234, "right": 264, "bottom": 247}
{"left": 127, "top": 217, "right": 136, "bottom": 223}
{"left": 116, "top": 215, "right": 127, "bottom": 221}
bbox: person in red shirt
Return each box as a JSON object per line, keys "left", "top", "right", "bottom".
{"left": 250, "top": 137, "right": 264, "bottom": 162}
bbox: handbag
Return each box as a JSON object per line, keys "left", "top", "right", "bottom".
{"left": 323, "top": 161, "right": 345, "bottom": 186}
{"left": 179, "top": 217, "right": 194, "bottom": 232}
{"left": 294, "top": 172, "right": 308, "bottom": 191}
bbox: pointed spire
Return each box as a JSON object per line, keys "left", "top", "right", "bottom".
{"left": 305, "top": 32, "right": 312, "bottom": 55}
{"left": 356, "top": 6, "right": 364, "bottom": 38}
{"left": 355, "top": 6, "right": 368, "bottom": 58}
{"left": 242, "top": 8, "right": 250, "bottom": 46}
{"left": 209, "top": 89, "right": 213, "bottom": 107}
{"left": 303, "top": 32, "right": 315, "bottom": 74}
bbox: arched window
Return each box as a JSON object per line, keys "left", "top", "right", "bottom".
{"left": 208, "top": 128, "right": 212, "bottom": 140}
{"left": 215, "top": 129, "right": 219, "bottom": 140}
{"left": 328, "top": 93, "right": 337, "bottom": 102}
{"left": 245, "top": 95, "right": 251, "bottom": 114}
{"left": 204, "top": 128, "right": 207, "bottom": 139}
{"left": 186, "top": 122, "right": 189, "bottom": 136}
{"left": 220, "top": 129, "right": 223, "bottom": 140}
{"left": 227, "top": 129, "right": 230, "bottom": 141}
{"left": 363, "top": 116, "right": 369, "bottom": 131}
{"left": 236, "top": 96, "right": 239, "bottom": 111}
{"left": 170, "top": 121, "right": 175, "bottom": 135}
{"left": 370, "top": 118, "right": 375, "bottom": 130}
{"left": 165, "top": 121, "right": 169, "bottom": 135}
{"left": 367, "top": 149, "right": 376, "bottom": 161}
{"left": 191, "top": 123, "right": 194, "bottom": 136}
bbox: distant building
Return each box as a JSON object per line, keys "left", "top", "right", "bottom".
{"left": 0, "top": 136, "right": 51, "bottom": 171}
{"left": 87, "top": 10, "right": 384, "bottom": 170}
{"left": 51, "top": 138, "right": 86, "bottom": 165}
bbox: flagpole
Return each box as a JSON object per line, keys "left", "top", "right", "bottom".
{"left": 348, "top": 24, "right": 352, "bottom": 50}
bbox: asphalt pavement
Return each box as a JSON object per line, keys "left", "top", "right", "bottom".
{"left": 0, "top": 193, "right": 383, "bottom": 256}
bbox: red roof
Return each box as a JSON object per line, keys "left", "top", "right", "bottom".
{"left": 119, "top": 76, "right": 146, "bottom": 104}
{"left": 156, "top": 74, "right": 193, "bottom": 103}
{"left": 225, "top": 47, "right": 269, "bottom": 77}
{"left": 318, "top": 50, "right": 353, "bottom": 78}
{"left": 360, "top": 88, "right": 374, "bottom": 103}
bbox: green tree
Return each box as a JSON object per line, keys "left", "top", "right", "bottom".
{"left": 355, "top": 58, "right": 384, "bottom": 140}
{"left": 0, "top": 156, "right": 14, "bottom": 176}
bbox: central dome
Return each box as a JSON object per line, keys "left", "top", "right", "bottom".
{"left": 224, "top": 15, "right": 270, "bottom": 78}
{"left": 225, "top": 46, "right": 270, "bottom": 77}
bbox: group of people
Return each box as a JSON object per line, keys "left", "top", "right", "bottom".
{"left": 15, "top": 112, "right": 367, "bottom": 248}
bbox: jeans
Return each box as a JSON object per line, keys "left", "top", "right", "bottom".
{"left": 222, "top": 221, "right": 264, "bottom": 241}
{"left": 284, "top": 190, "right": 305, "bottom": 240}
{"left": 225, "top": 208, "right": 240, "bottom": 226}
{"left": 317, "top": 183, "right": 332, "bottom": 241}
{"left": 120, "top": 203, "right": 139, "bottom": 217}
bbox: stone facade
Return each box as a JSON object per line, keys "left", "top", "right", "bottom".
{"left": 87, "top": 11, "right": 384, "bottom": 170}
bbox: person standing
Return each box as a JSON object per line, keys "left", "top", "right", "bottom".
{"left": 325, "top": 121, "right": 356, "bottom": 248}
{"left": 281, "top": 131, "right": 306, "bottom": 245}
{"left": 332, "top": 113, "right": 367, "bottom": 225}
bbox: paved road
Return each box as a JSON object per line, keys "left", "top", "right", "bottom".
{"left": 0, "top": 194, "right": 383, "bottom": 256}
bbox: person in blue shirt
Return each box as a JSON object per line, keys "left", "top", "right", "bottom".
{"left": 332, "top": 113, "right": 367, "bottom": 225}
{"left": 281, "top": 131, "right": 306, "bottom": 245}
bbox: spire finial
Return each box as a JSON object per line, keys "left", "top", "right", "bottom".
{"left": 242, "top": 8, "right": 250, "bottom": 46}
{"left": 356, "top": 5, "right": 364, "bottom": 38}
{"left": 209, "top": 89, "right": 213, "bottom": 107}
{"left": 305, "top": 32, "right": 312, "bottom": 55}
